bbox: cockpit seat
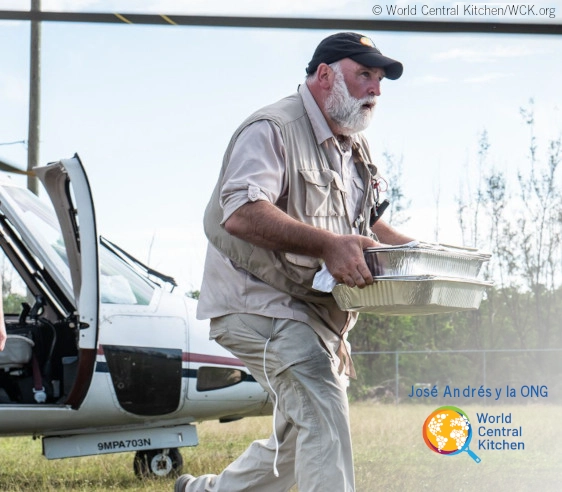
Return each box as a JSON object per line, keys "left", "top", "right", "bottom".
{"left": 0, "top": 335, "right": 35, "bottom": 370}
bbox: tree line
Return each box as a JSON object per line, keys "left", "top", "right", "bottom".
{"left": 348, "top": 99, "right": 562, "bottom": 402}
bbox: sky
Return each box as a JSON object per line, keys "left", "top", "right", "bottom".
{"left": 1, "top": 0, "right": 562, "bottom": 292}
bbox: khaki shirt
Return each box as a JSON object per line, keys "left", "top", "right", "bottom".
{"left": 197, "top": 83, "right": 366, "bottom": 368}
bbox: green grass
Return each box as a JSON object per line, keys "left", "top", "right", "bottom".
{"left": 0, "top": 404, "right": 560, "bottom": 491}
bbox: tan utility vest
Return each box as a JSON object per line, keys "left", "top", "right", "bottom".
{"left": 204, "top": 92, "right": 378, "bottom": 306}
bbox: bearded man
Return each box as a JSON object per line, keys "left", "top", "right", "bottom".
{"left": 176, "top": 32, "right": 414, "bottom": 492}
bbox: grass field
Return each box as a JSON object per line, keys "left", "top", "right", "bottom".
{"left": 0, "top": 403, "right": 560, "bottom": 491}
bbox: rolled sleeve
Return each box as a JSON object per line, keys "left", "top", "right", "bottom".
{"left": 219, "top": 120, "right": 286, "bottom": 224}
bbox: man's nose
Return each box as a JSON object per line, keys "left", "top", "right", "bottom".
{"left": 369, "top": 80, "right": 382, "bottom": 97}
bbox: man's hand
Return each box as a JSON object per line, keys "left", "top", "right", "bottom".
{"left": 322, "top": 235, "right": 381, "bottom": 288}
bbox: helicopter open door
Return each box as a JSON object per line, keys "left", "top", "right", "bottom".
{"left": 0, "top": 155, "right": 99, "bottom": 409}
{"left": 31, "top": 154, "right": 100, "bottom": 408}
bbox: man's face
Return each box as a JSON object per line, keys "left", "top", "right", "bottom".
{"left": 324, "top": 58, "right": 385, "bottom": 135}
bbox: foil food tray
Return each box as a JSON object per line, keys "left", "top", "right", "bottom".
{"left": 332, "top": 275, "right": 492, "bottom": 315}
{"left": 363, "top": 245, "right": 490, "bottom": 280}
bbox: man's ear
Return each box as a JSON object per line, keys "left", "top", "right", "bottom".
{"left": 316, "top": 63, "right": 334, "bottom": 90}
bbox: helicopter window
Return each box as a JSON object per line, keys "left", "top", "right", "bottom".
{"left": 196, "top": 366, "right": 246, "bottom": 391}
{"left": 0, "top": 251, "right": 33, "bottom": 315}
{"left": 2, "top": 185, "right": 72, "bottom": 290}
{"left": 99, "top": 245, "right": 154, "bottom": 305}
{"left": 2, "top": 181, "right": 155, "bottom": 306}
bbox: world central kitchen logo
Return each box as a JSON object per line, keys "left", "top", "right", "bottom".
{"left": 422, "top": 406, "right": 481, "bottom": 462}
{"left": 423, "top": 406, "right": 525, "bottom": 462}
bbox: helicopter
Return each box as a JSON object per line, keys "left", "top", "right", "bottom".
{"left": 0, "top": 154, "right": 271, "bottom": 478}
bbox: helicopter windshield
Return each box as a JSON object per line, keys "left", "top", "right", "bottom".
{"left": 1, "top": 183, "right": 154, "bottom": 306}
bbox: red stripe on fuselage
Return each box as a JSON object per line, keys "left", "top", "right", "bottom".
{"left": 185, "top": 352, "right": 245, "bottom": 367}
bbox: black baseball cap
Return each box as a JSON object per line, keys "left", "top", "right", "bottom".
{"left": 306, "top": 32, "right": 403, "bottom": 80}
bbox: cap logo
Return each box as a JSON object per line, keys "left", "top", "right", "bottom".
{"left": 359, "top": 36, "right": 375, "bottom": 47}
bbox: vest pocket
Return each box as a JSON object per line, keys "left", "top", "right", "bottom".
{"left": 299, "top": 169, "right": 346, "bottom": 217}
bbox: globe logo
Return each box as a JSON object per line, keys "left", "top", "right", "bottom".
{"left": 422, "top": 406, "right": 481, "bottom": 463}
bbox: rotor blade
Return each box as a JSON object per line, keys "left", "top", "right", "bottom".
{"left": 0, "top": 157, "right": 34, "bottom": 176}
{"left": 0, "top": 10, "right": 561, "bottom": 35}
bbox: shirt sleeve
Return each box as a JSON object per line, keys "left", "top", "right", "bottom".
{"left": 219, "top": 120, "right": 287, "bottom": 224}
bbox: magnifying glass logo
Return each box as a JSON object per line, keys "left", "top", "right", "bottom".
{"left": 422, "top": 406, "right": 481, "bottom": 463}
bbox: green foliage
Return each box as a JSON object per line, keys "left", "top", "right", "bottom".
{"left": 350, "top": 101, "right": 562, "bottom": 403}
{"left": 348, "top": 287, "right": 562, "bottom": 403}
{"left": 3, "top": 293, "right": 28, "bottom": 315}
{"left": 186, "top": 290, "right": 200, "bottom": 300}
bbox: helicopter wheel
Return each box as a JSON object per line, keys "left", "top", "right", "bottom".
{"left": 133, "top": 448, "right": 183, "bottom": 478}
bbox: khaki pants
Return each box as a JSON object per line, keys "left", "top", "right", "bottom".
{"left": 184, "top": 313, "right": 355, "bottom": 492}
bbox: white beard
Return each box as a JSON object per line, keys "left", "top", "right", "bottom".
{"left": 324, "top": 66, "right": 376, "bottom": 135}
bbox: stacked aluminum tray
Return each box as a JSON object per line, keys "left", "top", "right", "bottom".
{"left": 332, "top": 244, "right": 492, "bottom": 315}
{"left": 362, "top": 245, "right": 490, "bottom": 278}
